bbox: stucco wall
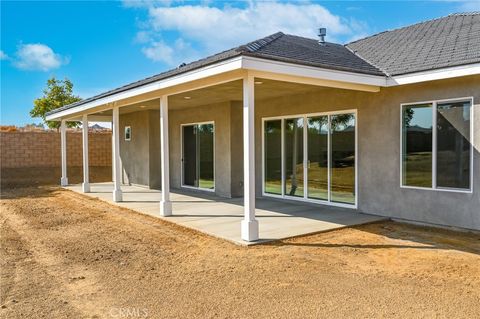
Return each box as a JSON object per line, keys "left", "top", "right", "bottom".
{"left": 230, "top": 101, "right": 244, "bottom": 197}
{"left": 118, "top": 75, "right": 479, "bottom": 230}
{"left": 120, "top": 110, "right": 158, "bottom": 187}
{"left": 253, "top": 75, "right": 480, "bottom": 230}
{"left": 149, "top": 110, "right": 161, "bottom": 189}
{"left": 169, "top": 102, "right": 234, "bottom": 197}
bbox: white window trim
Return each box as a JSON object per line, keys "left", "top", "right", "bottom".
{"left": 399, "top": 96, "right": 474, "bottom": 194}
{"left": 180, "top": 121, "right": 216, "bottom": 193}
{"left": 261, "top": 109, "right": 358, "bottom": 209}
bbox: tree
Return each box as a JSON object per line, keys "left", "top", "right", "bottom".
{"left": 30, "top": 77, "right": 82, "bottom": 130}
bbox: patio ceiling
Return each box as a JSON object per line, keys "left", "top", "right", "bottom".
{"left": 87, "top": 77, "right": 330, "bottom": 118}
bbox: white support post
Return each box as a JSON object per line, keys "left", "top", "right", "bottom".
{"left": 112, "top": 107, "right": 123, "bottom": 202}
{"left": 82, "top": 114, "right": 90, "bottom": 193}
{"left": 60, "top": 120, "right": 68, "bottom": 186}
{"left": 241, "top": 74, "right": 259, "bottom": 241}
{"left": 160, "top": 96, "right": 172, "bottom": 216}
{"left": 111, "top": 120, "right": 115, "bottom": 183}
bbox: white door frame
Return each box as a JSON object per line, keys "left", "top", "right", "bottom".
{"left": 261, "top": 109, "right": 358, "bottom": 209}
{"left": 180, "top": 121, "right": 216, "bottom": 192}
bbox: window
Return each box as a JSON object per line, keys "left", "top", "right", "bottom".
{"left": 401, "top": 104, "right": 432, "bottom": 187}
{"left": 263, "top": 110, "right": 357, "bottom": 208}
{"left": 401, "top": 98, "right": 472, "bottom": 191}
{"left": 125, "top": 126, "right": 131, "bottom": 141}
{"left": 182, "top": 122, "right": 214, "bottom": 191}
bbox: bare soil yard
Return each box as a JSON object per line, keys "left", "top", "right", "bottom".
{"left": 1, "top": 168, "right": 480, "bottom": 318}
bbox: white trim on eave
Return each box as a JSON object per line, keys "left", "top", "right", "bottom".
{"left": 46, "top": 57, "right": 244, "bottom": 121}
{"left": 388, "top": 63, "right": 480, "bottom": 85}
{"left": 46, "top": 52, "right": 480, "bottom": 122}
{"left": 46, "top": 56, "right": 388, "bottom": 121}
{"left": 242, "top": 56, "right": 387, "bottom": 88}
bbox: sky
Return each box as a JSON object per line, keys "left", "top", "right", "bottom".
{"left": 1, "top": 0, "right": 479, "bottom": 126}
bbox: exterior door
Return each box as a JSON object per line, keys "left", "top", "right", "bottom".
{"left": 182, "top": 123, "right": 215, "bottom": 190}
{"left": 263, "top": 111, "right": 356, "bottom": 208}
{"left": 182, "top": 125, "right": 197, "bottom": 187}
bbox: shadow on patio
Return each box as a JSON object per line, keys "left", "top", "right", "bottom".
{"left": 65, "top": 182, "right": 385, "bottom": 245}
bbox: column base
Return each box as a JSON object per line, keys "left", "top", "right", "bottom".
{"left": 160, "top": 200, "right": 172, "bottom": 217}
{"left": 60, "top": 177, "right": 68, "bottom": 187}
{"left": 113, "top": 189, "right": 123, "bottom": 202}
{"left": 241, "top": 219, "right": 259, "bottom": 242}
{"left": 82, "top": 182, "right": 90, "bottom": 193}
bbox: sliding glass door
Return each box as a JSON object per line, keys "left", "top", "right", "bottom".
{"left": 330, "top": 114, "right": 356, "bottom": 204}
{"left": 307, "top": 116, "right": 329, "bottom": 200}
{"left": 284, "top": 118, "right": 304, "bottom": 197}
{"left": 264, "top": 120, "right": 282, "bottom": 195}
{"left": 182, "top": 123, "right": 214, "bottom": 191}
{"left": 263, "top": 111, "right": 356, "bottom": 207}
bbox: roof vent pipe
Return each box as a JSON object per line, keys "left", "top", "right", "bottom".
{"left": 318, "top": 28, "right": 326, "bottom": 45}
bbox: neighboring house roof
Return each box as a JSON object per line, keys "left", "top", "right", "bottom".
{"left": 47, "top": 12, "right": 480, "bottom": 116}
{"left": 346, "top": 12, "right": 480, "bottom": 76}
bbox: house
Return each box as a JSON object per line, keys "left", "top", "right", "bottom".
{"left": 46, "top": 13, "right": 480, "bottom": 241}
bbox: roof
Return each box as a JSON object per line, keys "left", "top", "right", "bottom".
{"left": 346, "top": 12, "right": 480, "bottom": 76}
{"left": 48, "top": 12, "right": 480, "bottom": 116}
{"left": 47, "top": 32, "right": 383, "bottom": 116}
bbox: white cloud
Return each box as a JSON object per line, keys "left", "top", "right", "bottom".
{"left": 141, "top": 38, "right": 200, "bottom": 65}
{"left": 148, "top": 3, "right": 353, "bottom": 47}
{"left": 134, "top": 31, "right": 152, "bottom": 44}
{"left": 141, "top": 41, "right": 175, "bottom": 63}
{"left": 14, "top": 43, "right": 68, "bottom": 71}
{"left": 0, "top": 50, "right": 8, "bottom": 60}
{"left": 130, "top": 2, "right": 369, "bottom": 65}
{"left": 458, "top": 1, "right": 480, "bottom": 10}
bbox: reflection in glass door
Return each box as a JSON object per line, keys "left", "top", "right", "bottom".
{"left": 263, "top": 111, "right": 356, "bottom": 207}
{"left": 307, "top": 116, "right": 328, "bottom": 200}
{"left": 182, "top": 123, "right": 214, "bottom": 190}
{"left": 264, "top": 120, "right": 282, "bottom": 195}
{"left": 183, "top": 125, "right": 197, "bottom": 187}
{"left": 284, "top": 118, "right": 304, "bottom": 197}
{"left": 330, "top": 114, "right": 356, "bottom": 204}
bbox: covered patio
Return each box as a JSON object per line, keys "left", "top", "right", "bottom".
{"left": 46, "top": 33, "right": 391, "bottom": 243}
{"left": 65, "top": 182, "right": 384, "bottom": 245}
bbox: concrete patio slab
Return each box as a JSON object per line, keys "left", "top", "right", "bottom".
{"left": 65, "top": 182, "right": 386, "bottom": 245}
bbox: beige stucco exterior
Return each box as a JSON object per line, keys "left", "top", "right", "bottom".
{"left": 119, "top": 74, "right": 480, "bottom": 231}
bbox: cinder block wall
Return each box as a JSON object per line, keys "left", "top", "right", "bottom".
{"left": 0, "top": 131, "right": 112, "bottom": 168}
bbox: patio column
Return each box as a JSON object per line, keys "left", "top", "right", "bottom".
{"left": 160, "top": 95, "right": 172, "bottom": 216}
{"left": 241, "top": 74, "right": 259, "bottom": 241}
{"left": 111, "top": 120, "right": 115, "bottom": 182}
{"left": 82, "top": 114, "right": 90, "bottom": 193}
{"left": 60, "top": 119, "right": 68, "bottom": 186}
{"left": 112, "top": 106, "right": 123, "bottom": 202}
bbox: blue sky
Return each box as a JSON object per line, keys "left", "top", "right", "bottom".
{"left": 1, "top": 0, "right": 479, "bottom": 126}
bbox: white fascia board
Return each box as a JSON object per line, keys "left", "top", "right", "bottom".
{"left": 46, "top": 57, "right": 244, "bottom": 121}
{"left": 389, "top": 63, "right": 480, "bottom": 85}
{"left": 241, "top": 56, "right": 388, "bottom": 87}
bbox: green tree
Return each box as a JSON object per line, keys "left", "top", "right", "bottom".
{"left": 30, "top": 77, "right": 82, "bottom": 130}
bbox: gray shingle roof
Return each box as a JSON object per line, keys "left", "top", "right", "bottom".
{"left": 346, "top": 12, "right": 480, "bottom": 76}
{"left": 47, "top": 32, "right": 382, "bottom": 116}
{"left": 48, "top": 13, "right": 480, "bottom": 116}
{"left": 245, "top": 33, "right": 383, "bottom": 75}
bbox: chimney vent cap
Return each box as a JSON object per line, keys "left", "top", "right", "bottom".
{"left": 318, "top": 28, "right": 327, "bottom": 45}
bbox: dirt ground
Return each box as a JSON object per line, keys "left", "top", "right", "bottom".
{"left": 1, "top": 168, "right": 479, "bottom": 318}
